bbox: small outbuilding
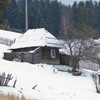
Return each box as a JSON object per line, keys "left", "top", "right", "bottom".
{"left": 6, "top": 28, "right": 63, "bottom": 64}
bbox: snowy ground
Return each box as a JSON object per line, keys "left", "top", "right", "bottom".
{"left": 0, "top": 44, "right": 100, "bottom": 100}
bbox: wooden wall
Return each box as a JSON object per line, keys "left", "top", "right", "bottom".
{"left": 60, "top": 54, "right": 70, "bottom": 65}
{"left": 4, "top": 53, "right": 13, "bottom": 61}
{"left": 41, "top": 47, "right": 60, "bottom": 64}
{"left": 4, "top": 47, "right": 60, "bottom": 65}
{"left": 33, "top": 48, "right": 42, "bottom": 64}
{"left": 22, "top": 53, "right": 33, "bottom": 63}
{"left": 60, "top": 53, "right": 79, "bottom": 68}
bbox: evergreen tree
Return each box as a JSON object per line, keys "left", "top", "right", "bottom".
{"left": 16, "top": 0, "right": 25, "bottom": 29}
{"left": 78, "top": 1, "right": 85, "bottom": 24}
{"left": 5, "top": 0, "right": 19, "bottom": 28}
{"left": 0, "top": 0, "right": 8, "bottom": 24}
{"left": 45, "top": 0, "right": 61, "bottom": 36}
{"left": 85, "top": 0, "right": 93, "bottom": 26}
{"left": 32, "top": 0, "right": 41, "bottom": 28}
{"left": 72, "top": 1, "right": 78, "bottom": 23}
{"left": 31, "top": 0, "right": 61, "bottom": 36}
{"left": 93, "top": 1, "right": 100, "bottom": 30}
{"left": 28, "top": 0, "right": 33, "bottom": 28}
{"left": 72, "top": 0, "right": 94, "bottom": 30}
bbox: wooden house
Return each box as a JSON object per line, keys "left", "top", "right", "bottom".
{"left": 7, "top": 28, "right": 63, "bottom": 64}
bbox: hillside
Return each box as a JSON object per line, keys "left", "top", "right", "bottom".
{"left": 0, "top": 44, "right": 100, "bottom": 100}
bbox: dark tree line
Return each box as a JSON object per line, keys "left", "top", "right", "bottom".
{"left": 4, "top": 0, "right": 61, "bottom": 37}
{"left": 1, "top": 0, "right": 100, "bottom": 37}
{"left": 0, "top": 0, "right": 8, "bottom": 24}
{"left": 72, "top": 0, "right": 100, "bottom": 36}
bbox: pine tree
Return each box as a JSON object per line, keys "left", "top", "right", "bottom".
{"left": 45, "top": 0, "right": 61, "bottom": 36}
{"left": 16, "top": 0, "right": 25, "bottom": 29}
{"left": 0, "top": 0, "right": 8, "bottom": 24}
{"left": 78, "top": 1, "right": 85, "bottom": 23}
{"left": 5, "top": 0, "right": 19, "bottom": 28}
{"left": 85, "top": 0, "right": 93, "bottom": 26}
{"left": 93, "top": 1, "right": 100, "bottom": 30}
{"left": 72, "top": 1, "right": 78, "bottom": 23}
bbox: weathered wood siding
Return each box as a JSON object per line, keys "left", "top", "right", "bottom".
{"left": 41, "top": 47, "right": 60, "bottom": 64}
{"left": 60, "top": 54, "right": 70, "bottom": 65}
{"left": 5, "top": 47, "right": 60, "bottom": 65}
{"left": 33, "top": 48, "right": 42, "bottom": 64}
{"left": 22, "top": 53, "right": 33, "bottom": 63}
{"left": 4, "top": 53, "right": 13, "bottom": 61}
{"left": 60, "top": 53, "right": 79, "bottom": 67}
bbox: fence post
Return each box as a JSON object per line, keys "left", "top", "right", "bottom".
{"left": 1, "top": 72, "right": 6, "bottom": 86}
{"left": 4, "top": 74, "right": 13, "bottom": 86}
{"left": 13, "top": 76, "right": 17, "bottom": 88}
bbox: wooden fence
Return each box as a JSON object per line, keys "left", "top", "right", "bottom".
{"left": 81, "top": 66, "right": 100, "bottom": 71}
{"left": 80, "top": 61, "right": 100, "bottom": 71}
{"left": 0, "top": 37, "right": 14, "bottom": 46}
{"left": 0, "top": 72, "right": 13, "bottom": 86}
{"left": 4, "top": 52, "right": 34, "bottom": 64}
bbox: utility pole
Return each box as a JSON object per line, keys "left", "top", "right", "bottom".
{"left": 25, "top": 0, "right": 28, "bottom": 31}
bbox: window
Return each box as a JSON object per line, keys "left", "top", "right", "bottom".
{"left": 51, "top": 49, "right": 56, "bottom": 58}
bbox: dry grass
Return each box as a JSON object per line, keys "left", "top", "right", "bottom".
{"left": 0, "top": 93, "right": 32, "bottom": 100}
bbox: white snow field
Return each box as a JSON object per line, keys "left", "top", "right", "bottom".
{"left": 0, "top": 29, "right": 100, "bottom": 100}
{"left": 0, "top": 29, "right": 22, "bottom": 41}
{"left": 0, "top": 44, "right": 100, "bottom": 100}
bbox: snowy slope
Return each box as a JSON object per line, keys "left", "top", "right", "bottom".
{"left": 0, "top": 44, "right": 100, "bottom": 100}
{"left": 0, "top": 29, "right": 22, "bottom": 40}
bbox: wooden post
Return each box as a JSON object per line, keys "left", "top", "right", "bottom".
{"left": 4, "top": 74, "right": 13, "bottom": 86}
{"left": 13, "top": 76, "right": 17, "bottom": 88}
{"left": 1, "top": 72, "right": 6, "bottom": 86}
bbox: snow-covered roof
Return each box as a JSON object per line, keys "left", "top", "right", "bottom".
{"left": 0, "top": 29, "right": 22, "bottom": 40}
{"left": 10, "top": 28, "right": 63, "bottom": 49}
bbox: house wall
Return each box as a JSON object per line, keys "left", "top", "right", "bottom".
{"left": 60, "top": 54, "right": 70, "bottom": 65}
{"left": 22, "top": 53, "right": 33, "bottom": 63}
{"left": 41, "top": 47, "right": 60, "bottom": 64}
{"left": 4, "top": 53, "right": 13, "bottom": 61}
{"left": 60, "top": 53, "right": 79, "bottom": 68}
{"left": 5, "top": 47, "right": 60, "bottom": 65}
{"left": 33, "top": 48, "right": 42, "bottom": 64}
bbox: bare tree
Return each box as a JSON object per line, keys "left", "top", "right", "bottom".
{"left": 64, "top": 23, "right": 98, "bottom": 71}
{"left": 82, "top": 41, "right": 100, "bottom": 65}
